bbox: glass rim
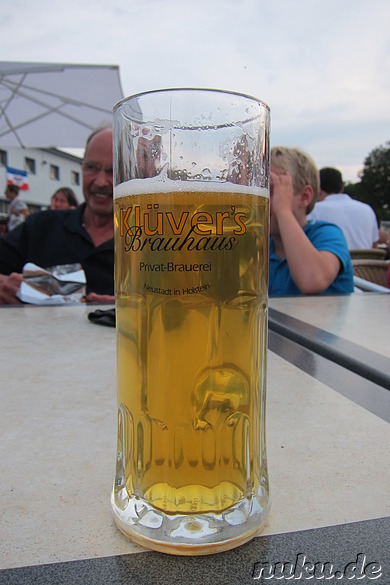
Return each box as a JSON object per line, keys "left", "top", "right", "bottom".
{"left": 113, "top": 87, "right": 270, "bottom": 114}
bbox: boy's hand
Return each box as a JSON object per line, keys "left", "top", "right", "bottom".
{"left": 270, "top": 171, "right": 294, "bottom": 216}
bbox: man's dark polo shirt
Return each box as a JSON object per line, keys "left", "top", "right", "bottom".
{"left": 0, "top": 204, "right": 114, "bottom": 295}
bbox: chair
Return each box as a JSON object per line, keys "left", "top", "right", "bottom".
{"left": 352, "top": 259, "right": 390, "bottom": 288}
{"left": 349, "top": 248, "right": 387, "bottom": 260}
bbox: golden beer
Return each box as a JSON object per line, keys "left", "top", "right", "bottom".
{"left": 112, "top": 180, "right": 269, "bottom": 553}
{"left": 111, "top": 88, "right": 270, "bottom": 554}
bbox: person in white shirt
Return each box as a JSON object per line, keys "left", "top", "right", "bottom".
{"left": 308, "top": 167, "right": 379, "bottom": 249}
{"left": 5, "top": 184, "right": 29, "bottom": 231}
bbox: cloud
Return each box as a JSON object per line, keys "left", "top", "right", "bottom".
{"left": 0, "top": 0, "right": 389, "bottom": 181}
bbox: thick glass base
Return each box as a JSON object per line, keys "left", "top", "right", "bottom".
{"left": 111, "top": 487, "right": 270, "bottom": 556}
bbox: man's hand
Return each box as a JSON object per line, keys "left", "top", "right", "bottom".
{"left": 85, "top": 292, "right": 115, "bottom": 304}
{"left": 0, "top": 273, "right": 23, "bottom": 304}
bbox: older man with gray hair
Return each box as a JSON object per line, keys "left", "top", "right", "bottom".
{"left": 0, "top": 127, "right": 114, "bottom": 304}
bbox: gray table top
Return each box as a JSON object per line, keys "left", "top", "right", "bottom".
{"left": 1, "top": 303, "right": 389, "bottom": 583}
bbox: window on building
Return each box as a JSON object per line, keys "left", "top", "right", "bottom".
{"left": 50, "top": 164, "right": 60, "bottom": 180}
{"left": 0, "top": 150, "right": 7, "bottom": 167}
{"left": 25, "top": 157, "right": 36, "bottom": 174}
{"left": 71, "top": 170, "right": 80, "bottom": 186}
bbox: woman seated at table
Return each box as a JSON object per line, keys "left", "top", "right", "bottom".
{"left": 269, "top": 146, "right": 354, "bottom": 296}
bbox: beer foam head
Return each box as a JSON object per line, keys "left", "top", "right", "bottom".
{"left": 115, "top": 177, "right": 268, "bottom": 199}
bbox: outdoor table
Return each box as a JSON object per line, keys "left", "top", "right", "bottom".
{"left": 269, "top": 294, "right": 390, "bottom": 390}
{"left": 1, "top": 303, "right": 389, "bottom": 583}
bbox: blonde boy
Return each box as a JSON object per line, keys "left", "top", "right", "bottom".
{"left": 269, "top": 146, "right": 354, "bottom": 296}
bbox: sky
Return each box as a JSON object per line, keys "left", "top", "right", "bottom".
{"left": 1, "top": 0, "right": 390, "bottom": 183}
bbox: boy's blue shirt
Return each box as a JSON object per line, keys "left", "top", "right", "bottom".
{"left": 269, "top": 220, "right": 354, "bottom": 297}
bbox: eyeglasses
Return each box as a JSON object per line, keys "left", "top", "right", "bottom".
{"left": 82, "top": 162, "right": 113, "bottom": 176}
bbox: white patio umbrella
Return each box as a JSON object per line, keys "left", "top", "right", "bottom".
{"left": 0, "top": 61, "right": 124, "bottom": 148}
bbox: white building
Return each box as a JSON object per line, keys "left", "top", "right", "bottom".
{"left": 0, "top": 146, "right": 83, "bottom": 214}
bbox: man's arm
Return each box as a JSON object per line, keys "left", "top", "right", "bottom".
{"left": 85, "top": 292, "right": 115, "bottom": 304}
{"left": 0, "top": 219, "right": 28, "bottom": 304}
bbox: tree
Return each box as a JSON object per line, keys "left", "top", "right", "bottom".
{"left": 347, "top": 141, "right": 390, "bottom": 222}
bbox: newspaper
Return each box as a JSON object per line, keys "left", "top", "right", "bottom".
{"left": 16, "top": 262, "right": 86, "bottom": 305}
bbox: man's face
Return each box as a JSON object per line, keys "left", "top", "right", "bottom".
{"left": 136, "top": 134, "right": 161, "bottom": 178}
{"left": 82, "top": 128, "right": 113, "bottom": 217}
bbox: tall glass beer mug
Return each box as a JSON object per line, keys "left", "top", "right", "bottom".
{"left": 111, "top": 89, "right": 270, "bottom": 555}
